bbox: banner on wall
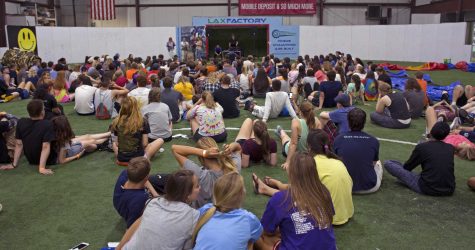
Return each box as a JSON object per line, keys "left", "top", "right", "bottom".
{"left": 6, "top": 26, "right": 38, "bottom": 54}
{"left": 239, "top": 0, "right": 316, "bottom": 15}
{"left": 192, "top": 17, "right": 299, "bottom": 59}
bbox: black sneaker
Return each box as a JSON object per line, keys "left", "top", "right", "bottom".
{"left": 441, "top": 92, "right": 450, "bottom": 103}
{"left": 244, "top": 100, "right": 253, "bottom": 112}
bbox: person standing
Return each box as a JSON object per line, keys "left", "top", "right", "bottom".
{"left": 167, "top": 37, "right": 176, "bottom": 60}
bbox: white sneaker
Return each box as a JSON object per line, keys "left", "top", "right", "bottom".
{"left": 450, "top": 117, "right": 461, "bottom": 130}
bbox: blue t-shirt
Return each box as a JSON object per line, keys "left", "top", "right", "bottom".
{"left": 113, "top": 170, "right": 149, "bottom": 228}
{"left": 194, "top": 203, "right": 263, "bottom": 250}
{"left": 334, "top": 131, "right": 380, "bottom": 191}
{"left": 261, "top": 191, "right": 336, "bottom": 250}
{"left": 459, "top": 129, "right": 475, "bottom": 143}
{"left": 329, "top": 106, "right": 355, "bottom": 134}
{"left": 319, "top": 81, "right": 343, "bottom": 108}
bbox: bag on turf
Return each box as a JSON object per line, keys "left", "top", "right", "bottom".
{"left": 95, "top": 90, "right": 111, "bottom": 120}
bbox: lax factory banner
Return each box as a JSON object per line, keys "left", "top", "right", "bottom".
{"left": 239, "top": 0, "right": 316, "bottom": 15}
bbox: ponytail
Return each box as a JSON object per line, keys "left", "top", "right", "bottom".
{"left": 307, "top": 129, "right": 340, "bottom": 160}
{"left": 300, "top": 101, "right": 317, "bottom": 130}
{"left": 253, "top": 120, "right": 271, "bottom": 159}
{"left": 197, "top": 137, "right": 237, "bottom": 173}
{"left": 352, "top": 74, "right": 361, "bottom": 92}
{"left": 202, "top": 91, "right": 216, "bottom": 109}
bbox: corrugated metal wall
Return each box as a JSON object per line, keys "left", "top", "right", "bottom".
{"left": 56, "top": 0, "right": 412, "bottom": 27}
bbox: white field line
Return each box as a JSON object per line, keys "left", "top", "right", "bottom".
{"left": 172, "top": 127, "right": 417, "bottom": 146}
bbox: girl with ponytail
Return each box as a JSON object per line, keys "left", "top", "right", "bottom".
{"left": 171, "top": 137, "right": 241, "bottom": 208}
{"left": 307, "top": 129, "right": 354, "bottom": 226}
{"left": 234, "top": 118, "right": 278, "bottom": 168}
{"left": 186, "top": 91, "right": 227, "bottom": 143}
{"left": 277, "top": 101, "right": 320, "bottom": 170}
{"left": 192, "top": 172, "right": 262, "bottom": 250}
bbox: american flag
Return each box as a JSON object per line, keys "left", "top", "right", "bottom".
{"left": 90, "top": 0, "right": 116, "bottom": 20}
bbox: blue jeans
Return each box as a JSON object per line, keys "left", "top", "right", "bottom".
{"left": 384, "top": 160, "right": 422, "bottom": 193}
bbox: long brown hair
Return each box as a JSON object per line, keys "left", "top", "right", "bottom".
{"left": 287, "top": 152, "right": 334, "bottom": 229}
{"left": 300, "top": 101, "right": 317, "bottom": 130}
{"left": 307, "top": 129, "right": 340, "bottom": 160}
{"left": 253, "top": 120, "right": 271, "bottom": 159}
{"left": 53, "top": 71, "right": 67, "bottom": 90}
{"left": 111, "top": 96, "right": 144, "bottom": 134}
{"left": 51, "top": 115, "right": 75, "bottom": 149}
{"left": 196, "top": 137, "right": 237, "bottom": 174}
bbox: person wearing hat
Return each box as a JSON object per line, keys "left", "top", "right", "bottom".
{"left": 370, "top": 81, "right": 411, "bottom": 129}
{"left": 319, "top": 93, "right": 355, "bottom": 134}
{"left": 384, "top": 121, "right": 455, "bottom": 196}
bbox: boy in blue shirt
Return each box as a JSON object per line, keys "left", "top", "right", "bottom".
{"left": 113, "top": 157, "right": 157, "bottom": 228}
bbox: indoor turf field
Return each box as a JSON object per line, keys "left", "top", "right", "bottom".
{"left": 1, "top": 62, "right": 475, "bottom": 249}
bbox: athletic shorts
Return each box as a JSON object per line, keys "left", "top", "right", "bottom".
{"left": 65, "top": 142, "right": 83, "bottom": 158}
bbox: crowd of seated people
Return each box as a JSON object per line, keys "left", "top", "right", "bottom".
{"left": 1, "top": 50, "right": 474, "bottom": 249}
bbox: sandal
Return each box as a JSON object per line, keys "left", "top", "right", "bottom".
{"left": 251, "top": 173, "right": 260, "bottom": 194}
{"left": 264, "top": 176, "right": 278, "bottom": 189}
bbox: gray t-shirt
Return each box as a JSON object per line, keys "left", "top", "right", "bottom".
{"left": 123, "top": 198, "right": 199, "bottom": 250}
{"left": 184, "top": 152, "right": 242, "bottom": 208}
{"left": 403, "top": 90, "right": 425, "bottom": 119}
{"left": 142, "top": 102, "right": 173, "bottom": 139}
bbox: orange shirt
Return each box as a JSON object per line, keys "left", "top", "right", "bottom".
{"left": 417, "top": 79, "right": 428, "bottom": 105}
{"left": 207, "top": 65, "right": 217, "bottom": 73}
{"left": 126, "top": 69, "right": 138, "bottom": 80}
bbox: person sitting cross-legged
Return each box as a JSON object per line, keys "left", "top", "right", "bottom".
{"left": 334, "top": 108, "right": 382, "bottom": 194}
{"left": 244, "top": 79, "right": 297, "bottom": 123}
{"left": 384, "top": 121, "right": 455, "bottom": 196}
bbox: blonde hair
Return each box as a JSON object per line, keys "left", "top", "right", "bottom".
{"left": 201, "top": 91, "right": 216, "bottom": 109}
{"left": 456, "top": 143, "right": 475, "bottom": 161}
{"left": 207, "top": 72, "right": 219, "bottom": 84}
{"left": 196, "top": 137, "right": 237, "bottom": 174}
{"left": 191, "top": 172, "right": 244, "bottom": 245}
{"left": 378, "top": 81, "right": 391, "bottom": 95}
{"left": 111, "top": 96, "right": 144, "bottom": 135}
{"left": 241, "top": 64, "right": 249, "bottom": 75}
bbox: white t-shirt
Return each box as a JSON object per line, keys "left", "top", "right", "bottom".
{"left": 128, "top": 87, "right": 151, "bottom": 107}
{"left": 174, "top": 71, "right": 183, "bottom": 84}
{"left": 74, "top": 85, "right": 97, "bottom": 114}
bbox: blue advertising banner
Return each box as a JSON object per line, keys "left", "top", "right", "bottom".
{"left": 191, "top": 16, "right": 299, "bottom": 59}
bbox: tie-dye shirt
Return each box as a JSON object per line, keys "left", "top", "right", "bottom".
{"left": 188, "top": 104, "right": 225, "bottom": 136}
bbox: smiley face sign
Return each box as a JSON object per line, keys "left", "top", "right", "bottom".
{"left": 7, "top": 26, "right": 38, "bottom": 54}
{"left": 17, "top": 28, "right": 37, "bottom": 52}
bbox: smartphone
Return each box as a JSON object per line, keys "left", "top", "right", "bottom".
{"left": 69, "top": 242, "right": 89, "bottom": 250}
{"left": 289, "top": 93, "right": 293, "bottom": 99}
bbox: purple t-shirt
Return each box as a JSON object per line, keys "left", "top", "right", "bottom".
{"left": 241, "top": 138, "right": 277, "bottom": 162}
{"left": 261, "top": 190, "right": 336, "bottom": 250}
{"left": 329, "top": 106, "right": 355, "bottom": 134}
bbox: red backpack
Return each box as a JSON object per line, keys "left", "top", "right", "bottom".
{"left": 95, "top": 90, "right": 111, "bottom": 120}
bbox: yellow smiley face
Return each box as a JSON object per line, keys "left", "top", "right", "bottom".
{"left": 17, "top": 28, "right": 36, "bottom": 52}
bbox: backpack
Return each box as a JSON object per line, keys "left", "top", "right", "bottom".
{"left": 95, "top": 90, "right": 111, "bottom": 120}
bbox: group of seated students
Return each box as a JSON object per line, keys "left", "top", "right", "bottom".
{"left": 1, "top": 50, "right": 475, "bottom": 249}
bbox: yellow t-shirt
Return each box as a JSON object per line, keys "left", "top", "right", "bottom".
{"left": 314, "top": 154, "right": 354, "bottom": 225}
{"left": 173, "top": 82, "right": 194, "bottom": 101}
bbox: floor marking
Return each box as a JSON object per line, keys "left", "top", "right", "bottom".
{"left": 172, "top": 127, "right": 417, "bottom": 146}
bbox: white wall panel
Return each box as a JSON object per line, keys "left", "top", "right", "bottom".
{"left": 36, "top": 27, "right": 176, "bottom": 63}
{"left": 350, "top": 26, "right": 370, "bottom": 60}
{"left": 300, "top": 23, "right": 472, "bottom": 62}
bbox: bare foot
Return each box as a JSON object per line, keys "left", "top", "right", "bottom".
{"left": 0, "top": 164, "right": 14, "bottom": 170}
{"left": 264, "top": 176, "right": 282, "bottom": 189}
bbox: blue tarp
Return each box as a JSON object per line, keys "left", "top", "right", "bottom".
{"left": 387, "top": 70, "right": 408, "bottom": 78}
{"left": 390, "top": 74, "right": 461, "bottom": 102}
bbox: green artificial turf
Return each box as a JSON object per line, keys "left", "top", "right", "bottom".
{"left": 1, "top": 68, "right": 475, "bottom": 249}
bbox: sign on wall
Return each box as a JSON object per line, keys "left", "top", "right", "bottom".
{"left": 6, "top": 26, "right": 38, "bottom": 54}
{"left": 192, "top": 17, "right": 299, "bottom": 59}
{"left": 239, "top": 0, "right": 316, "bottom": 15}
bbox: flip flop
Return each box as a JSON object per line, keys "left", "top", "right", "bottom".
{"left": 251, "top": 173, "right": 259, "bottom": 195}
{"left": 264, "top": 176, "right": 279, "bottom": 189}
